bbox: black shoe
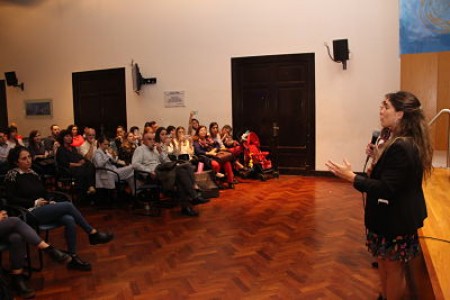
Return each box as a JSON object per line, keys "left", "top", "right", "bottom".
{"left": 10, "top": 274, "right": 35, "bottom": 299}
{"left": 227, "top": 183, "right": 235, "bottom": 189}
{"left": 376, "top": 294, "right": 386, "bottom": 300}
{"left": 43, "top": 245, "right": 72, "bottom": 264}
{"left": 192, "top": 196, "right": 210, "bottom": 205}
{"left": 181, "top": 207, "right": 199, "bottom": 217}
{"left": 67, "top": 254, "right": 92, "bottom": 271}
{"left": 89, "top": 231, "right": 114, "bottom": 245}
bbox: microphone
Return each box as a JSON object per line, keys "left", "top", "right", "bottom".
{"left": 363, "top": 130, "right": 381, "bottom": 172}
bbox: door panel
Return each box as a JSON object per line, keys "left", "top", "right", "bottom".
{"left": 232, "top": 53, "right": 315, "bottom": 174}
{"left": 72, "top": 68, "right": 126, "bottom": 138}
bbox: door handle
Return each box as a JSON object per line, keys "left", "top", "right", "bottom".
{"left": 272, "top": 122, "right": 279, "bottom": 137}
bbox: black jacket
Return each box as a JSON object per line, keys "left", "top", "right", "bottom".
{"left": 353, "top": 138, "right": 427, "bottom": 237}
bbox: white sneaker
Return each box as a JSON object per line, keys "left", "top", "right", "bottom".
{"left": 215, "top": 172, "right": 225, "bottom": 178}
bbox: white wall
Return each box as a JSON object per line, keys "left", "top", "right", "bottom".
{"left": 0, "top": 0, "right": 400, "bottom": 171}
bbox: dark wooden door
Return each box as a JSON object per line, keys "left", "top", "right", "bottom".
{"left": 72, "top": 68, "right": 126, "bottom": 138}
{"left": 0, "top": 80, "right": 8, "bottom": 129}
{"left": 232, "top": 53, "right": 315, "bottom": 174}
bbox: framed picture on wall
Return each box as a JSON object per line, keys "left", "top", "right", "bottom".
{"left": 25, "top": 99, "right": 53, "bottom": 118}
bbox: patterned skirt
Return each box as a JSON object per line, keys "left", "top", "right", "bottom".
{"left": 366, "top": 231, "right": 420, "bottom": 263}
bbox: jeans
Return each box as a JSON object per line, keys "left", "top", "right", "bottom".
{"left": 31, "top": 202, "right": 94, "bottom": 254}
{"left": 0, "top": 217, "right": 42, "bottom": 270}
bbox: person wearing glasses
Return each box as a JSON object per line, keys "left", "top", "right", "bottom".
{"left": 93, "top": 136, "right": 135, "bottom": 194}
{"left": 132, "top": 132, "right": 208, "bottom": 217}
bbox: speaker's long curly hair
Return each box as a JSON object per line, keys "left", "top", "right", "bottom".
{"left": 384, "top": 91, "right": 433, "bottom": 178}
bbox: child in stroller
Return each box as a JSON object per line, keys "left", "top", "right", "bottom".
{"left": 240, "top": 130, "right": 278, "bottom": 181}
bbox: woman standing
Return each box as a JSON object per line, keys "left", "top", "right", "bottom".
{"left": 326, "top": 91, "right": 432, "bottom": 300}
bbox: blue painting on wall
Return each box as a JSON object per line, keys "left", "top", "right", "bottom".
{"left": 400, "top": 0, "right": 450, "bottom": 54}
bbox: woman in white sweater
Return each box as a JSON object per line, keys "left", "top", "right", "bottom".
{"left": 92, "top": 136, "right": 135, "bottom": 194}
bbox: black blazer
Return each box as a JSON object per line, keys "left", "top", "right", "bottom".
{"left": 353, "top": 138, "right": 427, "bottom": 237}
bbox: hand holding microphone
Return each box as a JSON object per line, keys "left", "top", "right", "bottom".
{"left": 363, "top": 130, "right": 381, "bottom": 173}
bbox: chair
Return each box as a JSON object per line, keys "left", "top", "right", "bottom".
{"left": 55, "top": 164, "right": 78, "bottom": 201}
{"left": 21, "top": 191, "right": 71, "bottom": 271}
{"left": 133, "top": 170, "right": 162, "bottom": 216}
{"left": 94, "top": 167, "right": 129, "bottom": 208}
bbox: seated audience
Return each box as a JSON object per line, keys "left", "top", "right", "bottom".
{"left": 148, "top": 121, "right": 159, "bottom": 133}
{"left": 28, "top": 130, "right": 55, "bottom": 175}
{"left": 188, "top": 111, "right": 200, "bottom": 136}
{"left": 0, "top": 128, "right": 11, "bottom": 173}
{"left": 93, "top": 136, "right": 135, "bottom": 194}
{"left": 111, "top": 125, "right": 126, "bottom": 154}
{"left": 6, "top": 125, "right": 24, "bottom": 148}
{"left": 79, "top": 127, "right": 97, "bottom": 162}
{"left": 171, "top": 126, "right": 194, "bottom": 160}
{"left": 9, "top": 123, "right": 24, "bottom": 143}
{"left": 143, "top": 122, "right": 154, "bottom": 134}
{"left": 209, "top": 122, "right": 225, "bottom": 148}
{"left": 55, "top": 129, "right": 96, "bottom": 195}
{"left": 0, "top": 209, "right": 71, "bottom": 298}
{"left": 193, "top": 125, "right": 234, "bottom": 189}
{"left": 132, "top": 132, "right": 208, "bottom": 217}
{"left": 67, "top": 124, "right": 84, "bottom": 148}
{"left": 129, "top": 126, "right": 142, "bottom": 146}
{"left": 5, "top": 146, "right": 114, "bottom": 272}
{"left": 43, "top": 124, "right": 61, "bottom": 155}
{"left": 221, "top": 124, "right": 244, "bottom": 170}
{"left": 166, "top": 125, "right": 176, "bottom": 138}
{"left": 118, "top": 132, "right": 137, "bottom": 165}
{"left": 155, "top": 127, "right": 171, "bottom": 154}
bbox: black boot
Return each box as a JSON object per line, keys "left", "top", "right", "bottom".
{"left": 67, "top": 254, "right": 92, "bottom": 271}
{"left": 10, "top": 273, "right": 35, "bottom": 299}
{"left": 43, "top": 245, "right": 72, "bottom": 263}
{"left": 89, "top": 231, "right": 114, "bottom": 245}
{"left": 181, "top": 206, "right": 199, "bottom": 217}
{"left": 192, "top": 196, "right": 210, "bottom": 205}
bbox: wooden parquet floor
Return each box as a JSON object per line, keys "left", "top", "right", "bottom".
{"left": 28, "top": 176, "right": 381, "bottom": 299}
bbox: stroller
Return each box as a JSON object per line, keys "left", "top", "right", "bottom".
{"left": 240, "top": 130, "right": 278, "bottom": 181}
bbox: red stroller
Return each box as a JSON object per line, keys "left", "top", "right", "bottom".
{"left": 240, "top": 131, "right": 278, "bottom": 181}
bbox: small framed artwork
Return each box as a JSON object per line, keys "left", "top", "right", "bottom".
{"left": 25, "top": 99, "right": 53, "bottom": 118}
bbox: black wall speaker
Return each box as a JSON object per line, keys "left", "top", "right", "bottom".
{"left": 333, "top": 39, "right": 349, "bottom": 62}
{"left": 5, "top": 71, "right": 18, "bottom": 86}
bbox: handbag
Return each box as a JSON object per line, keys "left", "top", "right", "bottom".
{"left": 213, "top": 151, "right": 234, "bottom": 163}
